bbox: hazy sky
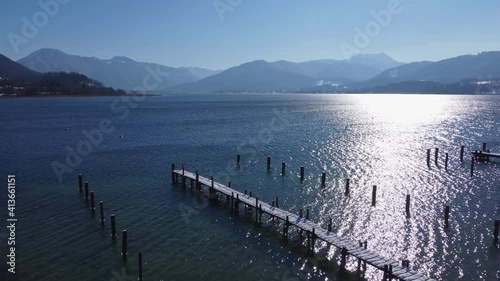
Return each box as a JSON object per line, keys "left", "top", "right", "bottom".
{"left": 1, "top": 0, "right": 500, "bottom": 69}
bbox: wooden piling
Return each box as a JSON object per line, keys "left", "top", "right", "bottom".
{"left": 90, "top": 191, "right": 95, "bottom": 212}
{"left": 255, "top": 198, "right": 259, "bottom": 224}
{"left": 237, "top": 154, "right": 241, "bottom": 164}
{"left": 494, "top": 220, "right": 499, "bottom": 244}
{"left": 111, "top": 214, "right": 116, "bottom": 240}
{"left": 435, "top": 148, "right": 439, "bottom": 165}
{"left": 122, "top": 230, "right": 127, "bottom": 260}
{"left": 299, "top": 208, "right": 303, "bottom": 218}
{"left": 328, "top": 218, "right": 332, "bottom": 232}
{"left": 267, "top": 156, "right": 271, "bottom": 170}
{"left": 321, "top": 172, "right": 326, "bottom": 187}
{"left": 311, "top": 228, "right": 316, "bottom": 254}
{"left": 372, "top": 185, "right": 377, "bottom": 206}
{"left": 444, "top": 205, "right": 450, "bottom": 228}
{"left": 300, "top": 166, "right": 304, "bottom": 181}
{"left": 171, "top": 164, "right": 175, "bottom": 185}
{"left": 78, "top": 174, "right": 83, "bottom": 193}
{"left": 405, "top": 194, "right": 411, "bottom": 218}
{"left": 84, "top": 182, "right": 89, "bottom": 201}
{"left": 138, "top": 251, "right": 143, "bottom": 281}
{"left": 470, "top": 157, "right": 475, "bottom": 177}
{"left": 259, "top": 204, "right": 262, "bottom": 225}
{"left": 482, "top": 143, "right": 487, "bottom": 152}
{"left": 99, "top": 201, "right": 104, "bottom": 227}
{"left": 426, "top": 149, "right": 431, "bottom": 166}
{"left": 281, "top": 162, "right": 286, "bottom": 175}
{"left": 275, "top": 197, "right": 279, "bottom": 208}
{"left": 345, "top": 178, "right": 350, "bottom": 195}
{"left": 228, "top": 181, "right": 231, "bottom": 188}
{"left": 460, "top": 145, "right": 465, "bottom": 162}
{"left": 340, "top": 247, "right": 347, "bottom": 270}
{"left": 195, "top": 170, "right": 200, "bottom": 190}
{"left": 306, "top": 208, "right": 310, "bottom": 220}
{"left": 445, "top": 153, "right": 449, "bottom": 170}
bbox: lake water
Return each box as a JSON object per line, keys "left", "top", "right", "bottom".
{"left": 0, "top": 93, "right": 499, "bottom": 281}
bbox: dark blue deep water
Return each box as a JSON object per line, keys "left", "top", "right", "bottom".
{"left": 0, "top": 93, "right": 499, "bottom": 281}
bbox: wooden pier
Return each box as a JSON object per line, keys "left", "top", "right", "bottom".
{"left": 472, "top": 150, "right": 500, "bottom": 161}
{"left": 173, "top": 168, "right": 435, "bottom": 281}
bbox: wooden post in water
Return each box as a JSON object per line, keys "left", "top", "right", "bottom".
{"left": 267, "top": 156, "right": 271, "bottom": 170}
{"left": 482, "top": 143, "right": 487, "bottom": 152}
{"left": 445, "top": 153, "right": 449, "bottom": 171}
{"left": 84, "top": 182, "right": 89, "bottom": 201}
{"left": 405, "top": 194, "right": 411, "bottom": 218}
{"left": 470, "top": 157, "right": 475, "bottom": 177}
{"left": 99, "top": 201, "right": 105, "bottom": 227}
{"left": 171, "top": 164, "right": 175, "bottom": 185}
{"left": 122, "top": 230, "right": 127, "bottom": 261}
{"left": 111, "top": 214, "right": 116, "bottom": 240}
{"left": 299, "top": 208, "right": 303, "bottom": 218}
{"left": 426, "top": 149, "right": 431, "bottom": 166}
{"left": 328, "top": 218, "right": 332, "bottom": 232}
{"left": 321, "top": 172, "right": 326, "bottom": 188}
{"left": 235, "top": 194, "right": 240, "bottom": 214}
{"left": 259, "top": 204, "right": 263, "bottom": 225}
{"left": 311, "top": 228, "right": 316, "bottom": 254}
{"left": 281, "top": 162, "right": 286, "bottom": 176}
{"left": 78, "top": 174, "right": 83, "bottom": 193}
{"left": 435, "top": 148, "right": 439, "bottom": 165}
{"left": 138, "top": 251, "right": 143, "bottom": 281}
{"left": 237, "top": 154, "right": 240, "bottom": 164}
{"left": 372, "top": 185, "right": 377, "bottom": 206}
{"left": 300, "top": 167, "right": 305, "bottom": 181}
{"left": 275, "top": 197, "right": 279, "bottom": 208}
{"left": 340, "top": 247, "right": 347, "bottom": 270}
{"left": 460, "top": 146, "right": 465, "bottom": 162}
{"left": 249, "top": 192, "right": 252, "bottom": 197}
{"left": 444, "top": 205, "right": 450, "bottom": 228}
{"left": 306, "top": 208, "right": 310, "bottom": 220}
{"left": 282, "top": 216, "right": 289, "bottom": 241}
{"left": 345, "top": 179, "right": 350, "bottom": 195}
{"left": 228, "top": 181, "right": 231, "bottom": 188}
{"left": 90, "top": 191, "right": 95, "bottom": 213}
{"left": 195, "top": 170, "right": 200, "bottom": 190}
{"left": 181, "top": 164, "right": 186, "bottom": 188}
{"left": 494, "top": 220, "right": 499, "bottom": 244}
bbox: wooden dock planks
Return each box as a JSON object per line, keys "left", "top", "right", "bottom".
{"left": 173, "top": 169, "right": 435, "bottom": 281}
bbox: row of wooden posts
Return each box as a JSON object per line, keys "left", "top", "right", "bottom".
{"left": 237, "top": 152, "right": 500, "bottom": 242}
{"left": 427, "top": 143, "right": 492, "bottom": 177}
{"left": 77, "top": 174, "right": 143, "bottom": 281}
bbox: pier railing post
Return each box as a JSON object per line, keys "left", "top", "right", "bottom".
{"left": 372, "top": 185, "right": 377, "bottom": 206}
{"left": 78, "top": 174, "right": 83, "bottom": 193}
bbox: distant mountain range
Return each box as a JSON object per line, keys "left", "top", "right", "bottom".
{"left": 4, "top": 48, "right": 500, "bottom": 94}
{"left": 0, "top": 54, "right": 126, "bottom": 97}
{"left": 18, "top": 48, "right": 221, "bottom": 91}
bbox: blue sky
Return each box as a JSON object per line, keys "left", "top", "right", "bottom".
{"left": 1, "top": 0, "right": 500, "bottom": 69}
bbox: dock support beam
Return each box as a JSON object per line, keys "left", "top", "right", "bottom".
{"left": 444, "top": 205, "right": 450, "bottom": 228}
{"left": 122, "top": 230, "right": 127, "bottom": 261}
{"left": 460, "top": 146, "right": 465, "bottom": 162}
{"left": 470, "top": 157, "right": 475, "bottom": 177}
{"left": 111, "top": 214, "right": 116, "bottom": 240}
{"left": 494, "top": 220, "right": 499, "bottom": 244}
{"left": 78, "top": 174, "right": 83, "bottom": 193}
{"left": 405, "top": 194, "right": 411, "bottom": 218}
{"left": 445, "top": 153, "right": 449, "bottom": 171}
{"left": 372, "top": 185, "right": 377, "bottom": 206}
{"left": 138, "top": 252, "right": 143, "bottom": 281}
{"left": 340, "top": 247, "right": 348, "bottom": 270}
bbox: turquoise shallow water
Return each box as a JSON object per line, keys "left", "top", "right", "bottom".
{"left": 0, "top": 93, "right": 499, "bottom": 281}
